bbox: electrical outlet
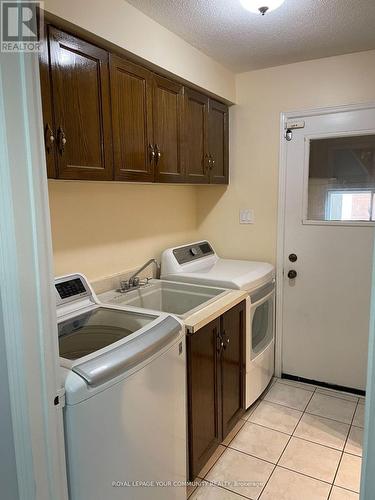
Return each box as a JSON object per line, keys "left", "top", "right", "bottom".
{"left": 239, "top": 209, "right": 255, "bottom": 224}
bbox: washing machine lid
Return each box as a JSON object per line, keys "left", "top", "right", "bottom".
{"left": 163, "top": 258, "right": 274, "bottom": 291}
{"left": 58, "top": 306, "right": 156, "bottom": 361}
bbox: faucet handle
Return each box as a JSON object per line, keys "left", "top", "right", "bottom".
{"left": 132, "top": 277, "right": 140, "bottom": 287}
{"left": 119, "top": 280, "right": 130, "bottom": 292}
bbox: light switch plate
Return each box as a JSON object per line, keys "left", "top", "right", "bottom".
{"left": 239, "top": 209, "right": 255, "bottom": 224}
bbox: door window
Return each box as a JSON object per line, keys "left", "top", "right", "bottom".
{"left": 306, "top": 135, "right": 375, "bottom": 222}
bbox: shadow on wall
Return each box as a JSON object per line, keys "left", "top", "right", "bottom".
{"left": 48, "top": 181, "right": 198, "bottom": 252}
{"left": 196, "top": 184, "right": 228, "bottom": 227}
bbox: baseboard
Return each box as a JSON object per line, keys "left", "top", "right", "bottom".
{"left": 281, "top": 373, "right": 366, "bottom": 397}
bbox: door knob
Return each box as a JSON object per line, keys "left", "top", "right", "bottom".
{"left": 288, "top": 270, "right": 297, "bottom": 279}
{"left": 289, "top": 253, "right": 298, "bottom": 263}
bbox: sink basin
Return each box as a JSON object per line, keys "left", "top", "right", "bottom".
{"left": 98, "top": 279, "right": 229, "bottom": 319}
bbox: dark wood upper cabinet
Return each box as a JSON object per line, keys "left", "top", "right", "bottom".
{"left": 187, "top": 301, "right": 245, "bottom": 480}
{"left": 46, "top": 27, "right": 113, "bottom": 180}
{"left": 187, "top": 318, "right": 221, "bottom": 480}
{"left": 40, "top": 21, "right": 230, "bottom": 184}
{"left": 110, "top": 56, "right": 154, "bottom": 182}
{"left": 184, "top": 88, "right": 210, "bottom": 184}
{"left": 152, "top": 75, "right": 184, "bottom": 183}
{"left": 209, "top": 99, "right": 229, "bottom": 184}
{"left": 183, "top": 89, "right": 229, "bottom": 184}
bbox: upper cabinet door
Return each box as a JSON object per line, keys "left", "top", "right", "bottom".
{"left": 48, "top": 27, "right": 113, "bottom": 180}
{"left": 184, "top": 89, "right": 210, "bottom": 184}
{"left": 110, "top": 56, "right": 154, "bottom": 182}
{"left": 153, "top": 75, "right": 184, "bottom": 183}
{"left": 209, "top": 99, "right": 229, "bottom": 184}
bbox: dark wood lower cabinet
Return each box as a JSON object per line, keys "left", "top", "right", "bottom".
{"left": 187, "top": 301, "right": 245, "bottom": 480}
{"left": 221, "top": 302, "right": 246, "bottom": 437}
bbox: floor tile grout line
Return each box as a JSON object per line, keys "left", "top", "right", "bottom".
{"left": 265, "top": 380, "right": 315, "bottom": 396}
{"left": 230, "top": 418, "right": 350, "bottom": 454}
{"left": 327, "top": 399, "right": 360, "bottom": 498}
{"left": 237, "top": 419, "right": 293, "bottom": 437}
{"left": 225, "top": 444, "right": 281, "bottom": 467}
{"left": 198, "top": 477, "right": 257, "bottom": 500}
{"left": 257, "top": 385, "right": 317, "bottom": 499}
{"left": 304, "top": 409, "right": 357, "bottom": 426}
{"left": 197, "top": 381, "right": 277, "bottom": 496}
{"left": 276, "top": 464, "right": 336, "bottom": 486}
{"left": 193, "top": 379, "right": 363, "bottom": 499}
{"left": 274, "top": 379, "right": 360, "bottom": 403}
{"left": 278, "top": 378, "right": 364, "bottom": 398}
{"left": 256, "top": 394, "right": 358, "bottom": 426}
{"left": 285, "top": 433, "right": 348, "bottom": 454}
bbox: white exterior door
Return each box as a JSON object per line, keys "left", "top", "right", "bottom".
{"left": 281, "top": 105, "right": 375, "bottom": 391}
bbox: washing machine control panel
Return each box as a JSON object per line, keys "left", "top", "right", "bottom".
{"left": 55, "top": 274, "right": 91, "bottom": 306}
{"left": 173, "top": 241, "right": 214, "bottom": 265}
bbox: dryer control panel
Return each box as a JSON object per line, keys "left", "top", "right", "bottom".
{"left": 172, "top": 241, "right": 214, "bottom": 265}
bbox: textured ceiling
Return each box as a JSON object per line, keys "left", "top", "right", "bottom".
{"left": 126, "top": 0, "right": 375, "bottom": 72}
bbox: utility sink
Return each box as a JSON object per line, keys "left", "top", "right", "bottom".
{"left": 98, "top": 279, "right": 229, "bottom": 319}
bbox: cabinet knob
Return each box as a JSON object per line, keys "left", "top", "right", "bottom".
{"left": 44, "top": 124, "right": 55, "bottom": 153}
{"left": 149, "top": 144, "right": 155, "bottom": 163}
{"left": 57, "top": 126, "right": 67, "bottom": 155}
{"left": 155, "top": 144, "right": 161, "bottom": 165}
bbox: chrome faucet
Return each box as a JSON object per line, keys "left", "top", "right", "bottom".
{"left": 119, "top": 258, "right": 161, "bottom": 293}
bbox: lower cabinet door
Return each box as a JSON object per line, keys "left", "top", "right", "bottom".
{"left": 187, "top": 318, "right": 221, "bottom": 480}
{"left": 221, "top": 301, "right": 246, "bottom": 439}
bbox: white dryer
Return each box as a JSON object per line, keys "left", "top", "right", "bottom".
{"left": 161, "top": 241, "right": 275, "bottom": 407}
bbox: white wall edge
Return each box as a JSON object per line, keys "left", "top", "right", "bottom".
{"left": 0, "top": 51, "right": 68, "bottom": 500}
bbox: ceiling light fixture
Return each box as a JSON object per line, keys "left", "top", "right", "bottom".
{"left": 240, "top": 0, "right": 285, "bottom": 15}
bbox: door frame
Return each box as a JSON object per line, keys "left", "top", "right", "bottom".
{"left": 0, "top": 51, "right": 68, "bottom": 499}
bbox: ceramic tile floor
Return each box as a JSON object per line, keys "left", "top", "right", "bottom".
{"left": 188, "top": 377, "right": 365, "bottom": 500}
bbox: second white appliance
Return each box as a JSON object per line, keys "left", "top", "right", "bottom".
{"left": 161, "top": 241, "right": 275, "bottom": 407}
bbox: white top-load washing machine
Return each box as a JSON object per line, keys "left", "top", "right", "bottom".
{"left": 55, "top": 273, "right": 187, "bottom": 500}
{"left": 161, "top": 241, "right": 275, "bottom": 408}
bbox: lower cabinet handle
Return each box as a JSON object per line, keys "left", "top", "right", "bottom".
{"left": 204, "top": 154, "right": 211, "bottom": 174}
{"left": 44, "top": 124, "right": 55, "bottom": 153}
{"left": 57, "top": 127, "right": 66, "bottom": 155}
{"left": 149, "top": 144, "right": 155, "bottom": 164}
{"left": 155, "top": 144, "right": 161, "bottom": 165}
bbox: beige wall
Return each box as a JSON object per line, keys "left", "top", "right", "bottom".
{"left": 44, "top": 0, "right": 235, "bottom": 102}
{"left": 49, "top": 181, "right": 198, "bottom": 280}
{"left": 197, "top": 50, "right": 375, "bottom": 264}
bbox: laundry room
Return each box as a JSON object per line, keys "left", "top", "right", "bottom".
{"left": 1, "top": 1, "right": 375, "bottom": 500}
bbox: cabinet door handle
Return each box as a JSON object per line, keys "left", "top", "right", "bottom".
{"left": 205, "top": 154, "right": 211, "bottom": 174}
{"left": 57, "top": 126, "right": 66, "bottom": 155}
{"left": 216, "top": 331, "right": 223, "bottom": 353}
{"left": 149, "top": 144, "right": 155, "bottom": 164}
{"left": 222, "top": 331, "right": 230, "bottom": 350}
{"left": 210, "top": 155, "right": 215, "bottom": 169}
{"left": 154, "top": 144, "right": 161, "bottom": 165}
{"left": 44, "top": 124, "right": 55, "bottom": 153}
